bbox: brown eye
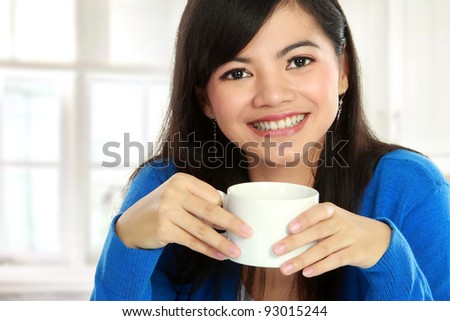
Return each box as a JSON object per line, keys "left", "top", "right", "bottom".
{"left": 287, "top": 56, "right": 313, "bottom": 69}
{"left": 222, "top": 68, "right": 251, "bottom": 80}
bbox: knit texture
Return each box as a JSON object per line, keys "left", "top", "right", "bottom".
{"left": 90, "top": 150, "right": 450, "bottom": 300}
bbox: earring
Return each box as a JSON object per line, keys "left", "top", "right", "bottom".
{"left": 211, "top": 117, "right": 217, "bottom": 157}
{"left": 337, "top": 92, "right": 345, "bottom": 121}
{"left": 211, "top": 118, "right": 217, "bottom": 142}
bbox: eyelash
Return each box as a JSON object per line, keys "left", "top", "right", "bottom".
{"left": 220, "top": 56, "right": 315, "bottom": 80}
{"left": 287, "top": 56, "right": 314, "bottom": 69}
{"left": 220, "top": 68, "right": 251, "bottom": 80}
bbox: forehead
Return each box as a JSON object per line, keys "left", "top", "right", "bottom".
{"left": 238, "top": 3, "right": 331, "bottom": 55}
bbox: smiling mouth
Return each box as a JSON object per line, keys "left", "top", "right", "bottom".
{"left": 252, "top": 114, "right": 306, "bottom": 131}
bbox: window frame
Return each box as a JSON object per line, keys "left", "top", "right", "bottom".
{"left": 0, "top": 0, "right": 176, "bottom": 299}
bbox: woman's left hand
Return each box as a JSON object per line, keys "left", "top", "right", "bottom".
{"left": 273, "top": 202, "right": 392, "bottom": 277}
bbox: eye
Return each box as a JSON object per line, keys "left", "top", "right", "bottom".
{"left": 287, "top": 56, "right": 313, "bottom": 70}
{"left": 221, "top": 68, "right": 252, "bottom": 80}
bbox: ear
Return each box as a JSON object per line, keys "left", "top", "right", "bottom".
{"left": 195, "top": 86, "right": 214, "bottom": 119}
{"left": 338, "top": 48, "right": 349, "bottom": 95}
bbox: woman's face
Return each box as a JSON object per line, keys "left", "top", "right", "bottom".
{"left": 203, "top": 4, "right": 348, "bottom": 167}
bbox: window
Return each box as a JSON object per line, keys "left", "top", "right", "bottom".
{"left": 88, "top": 74, "right": 169, "bottom": 255}
{"left": 0, "top": 70, "right": 71, "bottom": 263}
{"left": 340, "top": 0, "right": 450, "bottom": 174}
{"left": 0, "top": 0, "right": 185, "bottom": 299}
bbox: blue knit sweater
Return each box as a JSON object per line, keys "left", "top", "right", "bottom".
{"left": 91, "top": 150, "right": 450, "bottom": 300}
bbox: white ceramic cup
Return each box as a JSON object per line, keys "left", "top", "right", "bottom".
{"left": 218, "top": 182, "right": 319, "bottom": 268}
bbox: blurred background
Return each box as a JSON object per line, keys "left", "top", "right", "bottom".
{"left": 0, "top": 0, "right": 449, "bottom": 300}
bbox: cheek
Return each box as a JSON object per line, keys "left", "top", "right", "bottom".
{"left": 207, "top": 85, "right": 250, "bottom": 121}
{"left": 303, "top": 68, "right": 340, "bottom": 113}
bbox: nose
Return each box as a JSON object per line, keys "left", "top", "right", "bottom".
{"left": 252, "top": 73, "right": 295, "bottom": 108}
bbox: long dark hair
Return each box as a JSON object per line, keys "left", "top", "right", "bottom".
{"left": 133, "top": 0, "right": 405, "bottom": 300}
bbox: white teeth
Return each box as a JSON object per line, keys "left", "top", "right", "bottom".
{"left": 285, "top": 117, "right": 292, "bottom": 127}
{"left": 253, "top": 114, "right": 306, "bottom": 131}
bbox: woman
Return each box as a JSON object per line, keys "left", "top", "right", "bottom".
{"left": 91, "top": 0, "right": 450, "bottom": 300}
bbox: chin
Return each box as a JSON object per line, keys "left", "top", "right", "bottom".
{"left": 254, "top": 152, "right": 307, "bottom": 168}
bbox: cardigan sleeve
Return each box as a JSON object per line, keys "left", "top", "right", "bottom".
{"left": 404, "top": 183, "right": 450, "bottom": 300}
{"left": 361, "top": 218, "right": 432, "bottom": 300}
{"left": 359, "top": 152, "right": 450, "bottom": 300}
{"left": 90, "top": 162, "right": 177, "bottom": 301}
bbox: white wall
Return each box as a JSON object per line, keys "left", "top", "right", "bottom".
{"left": 340, "top": 0, "right": 450, "bottom": 174}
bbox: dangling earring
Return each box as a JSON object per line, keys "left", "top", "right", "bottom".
{"left": 211, "top": 117, "right": 217, "bottom": 157}
{"left": 337, "top": 92, "right": 346, "bottom": 121}
{"left": 211, "top": 118, "right": 217, "bottom": 142}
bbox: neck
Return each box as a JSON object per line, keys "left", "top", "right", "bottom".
{"left": 247, "top": 161, "right": 316, "bottom": 186}
{"left": 245, "top": 142, "right": 322, "bottom": 186}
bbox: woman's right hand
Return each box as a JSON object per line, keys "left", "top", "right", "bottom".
{"left": 115, "top": 172, "right": 253, "bottom": 260}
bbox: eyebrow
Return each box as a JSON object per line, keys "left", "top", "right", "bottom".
{"left": 277, "top": 40, "right": 320, "bottom": 58}
{"left": 230, "top": 40, "right": 321, "bottom": 63}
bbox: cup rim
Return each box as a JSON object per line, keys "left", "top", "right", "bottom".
{"left": 226, "top": 181, "right": 318, "bottom": 201}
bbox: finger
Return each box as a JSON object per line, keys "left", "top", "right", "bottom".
{"left": 167, "top": 172, "right": 223, "bottom": 206}
{"left": 288, "top": 202, "right": 335, "bottom": 234}
{"left": 274, "top": 216, "right": 339, "bottom": 256}
{"left": 279, "top": 232, "right": 353, "bottom": 274}
{"left": 180, "top": 194, "right": 253, "bottom": 238}
{"left": 201, "top": 219, "right": 226, "bottom": 232}
{"left": 301, "top": 246, "right": 354, "bottom": 278}
{"left": 181, "top": 174, "right": 223, "bottom": 205}
{"left": 169, "top": 224, "right": 230, "bottom": 261}
{"left": 171, "top": 208, "right": 241, "bottom": 259}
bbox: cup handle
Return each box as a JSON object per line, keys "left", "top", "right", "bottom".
{"left": 216, "top": 190, "right": 228, "bottom": 237}
{"left": 216, "top": 190, "right": 227, "bottom": 207}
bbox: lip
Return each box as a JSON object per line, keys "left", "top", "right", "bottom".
{"left": 248, "top": 113, "right": 309, "bottom": 137}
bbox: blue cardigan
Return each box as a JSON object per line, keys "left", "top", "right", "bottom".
{"left": 91, "top": 150, "right": 450, "bottom": 300}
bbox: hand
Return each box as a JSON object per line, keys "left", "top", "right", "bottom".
{"left": 115, "top": 172, "right": 253, "bottom": 260}
{"left": 272, "top": 202, "right": 392, "bottom": 277}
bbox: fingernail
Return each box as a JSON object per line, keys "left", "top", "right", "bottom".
{"left": 290, "top": 222, "right": 302, "bottom": 233}
{"left": 215, "top": 252, "right": 227, "bottom": 260}
{"left": 303, "top": 267, "right": 314, "bottom": 277}
{"left": 273, "top": 243, "right": 287, "bottom": 255}
{"left": 228, "top": 244, "right": 240, "bottom": 258}
{"left": 240, "top": 224, "right": 253, "bottom": 237}
{"left": 281, "top": 263, "right": 295, "bottom": 275}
